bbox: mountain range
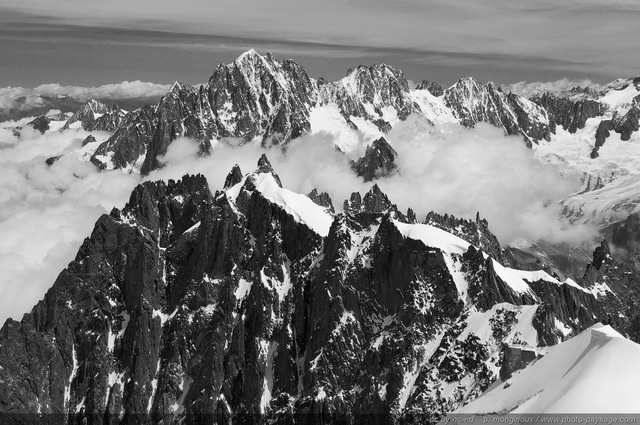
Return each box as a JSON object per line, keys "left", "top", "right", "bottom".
{"left": 2, "top": 50, "right": 640, "bottom": 421}
{"left": 17, "top": 50, "right": 640, "bottom": 229}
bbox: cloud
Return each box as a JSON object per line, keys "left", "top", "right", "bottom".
{"left": 0, "top": 125, "right": 140, "bottom": 325}
{"left": 147, "top": 115, "right": 593, "bottom": 246}
{"left": 157, "top": 137, "right": 202, "bottom": 165}
{"left": 32, "top": 81, "right": 173, "bottom": 102}
{"left": 0, "top": 81, "right": 171, "bottom": 117}
{"left": 0, "top": 111, "right": 594, "bottom": 325}
{"left": 380, "top": 117, "right": 596, "bottom": 245}
{"left": 499, "top": 78, "right": 605, "bottom": 98}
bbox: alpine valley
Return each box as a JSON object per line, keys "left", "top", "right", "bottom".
{"left": 2, "top": 50, "right": 640, "bottom": 423}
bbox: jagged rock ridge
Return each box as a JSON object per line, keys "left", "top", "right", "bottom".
{"left": 60, "top": 50, "right": 554, "bottom": 175}
{"left": 0, "top": 156, "right": 632, "bottom": 422}
{"left": 444, "top": 78, "right": 551, "bottom": 147}
{"left": 351, "top": 137, "right": 398, "bottom": 182}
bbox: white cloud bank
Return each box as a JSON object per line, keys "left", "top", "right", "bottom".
{"left": 149, "top": 116, "right": 592, "bottom": 247}
{"left": 0, "top": 81, "right": 171, "bottom": 116}
{"left": 500, "top": 78, "right": 605, "bottom": 98}
{"left": 0, "top": 127, "right": 139, "bottom": 325}
{"left": 0, "top": 113, "right": 593, "bottom": 325}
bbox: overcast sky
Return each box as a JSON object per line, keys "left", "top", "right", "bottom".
{"left": 0, "top": 0, "right": 638, "bottom": 87}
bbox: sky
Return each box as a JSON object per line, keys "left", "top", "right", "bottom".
{"left": 0, "top": 0, "right": 639, "bottom": 88}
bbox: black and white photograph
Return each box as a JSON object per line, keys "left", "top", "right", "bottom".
{"left": 1, "top": 0, "right": 640, "bottom": 423}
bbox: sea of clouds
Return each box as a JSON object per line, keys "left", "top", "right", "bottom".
{"left": 0, "top": 81, "right": 171, "bottom": 119}
{"left": 499, "top": 78, "right": 606, "bottom": 98}
{"left": 0, "top": 111, "right": 595, "bottom": 325}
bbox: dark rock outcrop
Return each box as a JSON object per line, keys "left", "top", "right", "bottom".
{"left": 499, "top": 346, "right": 537, "bottom": 381}
{"left": 445, "top": 78, "right": 551, "bottom": 146}
{"left": 611, "top": 213, "right": 640, "bottom": 252}
{"left": 533, "top": 93, "right": 604, "bottom": 134}
{"left": 591, "top": 119, "right": 615, "bottom": 158}
{"left": 580, "top": 237, "right": 640, "bottom": 343}
{"left": 27, "top": 115, "right": 52, "bottom": 134}
{"left": 24, "top": 112, "right": 68, "bottom": 134}
{"left": 613, "top": 105, "right": 640, "bottom": 141}
{"left": 140, "top": 83, "right": 214, "bottom": 174}
{"left": 307, "top": 189, "right": 335, "bottom": 213}
{"left": 426, "top": 211, "right": 504, "bottom": 262}
{"left": 223, "top": 164, "right": 243, "bottom": 190}
{"left": 82, "top": 135, "right": 97, "bottom": 147}
{"left": 463, "top": 246, "right": 536, "bottom": 310}
{"left": 351, "top": 137, "right": 398, "bottom": 182}
{"left": 45, "top": 155, "right": 62, "bottom": 166}
{"left": 320, "top": 64, "right": 418, "bottom": 123}
{"left": 416, "top": 80, "right": 444, "bottom": 97}
{"left": 590, "top": 96, "right": 640, "bottom": 157}
{"left": 62, "top": 99, "right": 126, "bottom": 132}
{"left": 91, "top": 105, "right": 158, "bottom": 171}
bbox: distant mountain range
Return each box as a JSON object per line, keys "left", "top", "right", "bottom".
{"left": 15, "top": 50, "right": 640, "bottom": 228}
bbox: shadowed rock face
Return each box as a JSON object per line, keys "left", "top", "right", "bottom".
{"left": 82, "top": 134, "right": 97, "bottom": 147}
{"left": 416, "top": 80, "right": 444, "bottom": 97}
{"left": 444, "top": 78, "right": 551, "bottom": 147}
{"left": 307, "top": 188, "right": 335, "bottom": 213}
{"left": 579, "top": 236, "right": 640, "bottom": 344}
{"left": 223, "top": 164, "right": 244, "bottom": 190}
{"left": 590, "top": 119, "right": 615, "bottom": 158}
{"left": 532, "top": 93, "right": 605, "bottom": 134}
{"left": 351, "top": 137, "right": 398, "bottom": 182}
{"left": 590, "top": 101, "right": 640, "bottom": 157}
{"left": 91, "top": 105, "right": 158, "bottom": 172}
{"left": 27, "top": 115, "right": 52, "bottom": 134}
{"left": 62, "top": 99, "right": 126, "bottom": 132}
{"left": 500, "top": 346, "right": 538, "bottom": 381}
{"left": 611, "top": 213, "right": 640, "bottom": 252}
{"left": 613, "top": 103, "right": 640, "bottom": 141}
{"left": 71, "top": 51, "right": 555, "bottom": 176}
{"left": 1, "top": 156, "right": 633, "bottom": 423}
{"left": 16, "top": 112, "right": 67, "bottom": 136}
{"left": 140, "top": 83, "right": 214, "bottom": 175}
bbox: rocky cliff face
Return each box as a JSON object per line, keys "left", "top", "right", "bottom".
{"left": 62, "top": 99, "right": 127, "bottom": 132}
{"left": 351, "top": 137, "right": 398, "bottom": 182}
{"left": 317, "top": 64, "right": 419, "bottom": 131}
{"left": 415, "top": 80, "right": 444, "bottom": 97}
{"left": 13, "top": 53, "right": 640, "bottom": 186}
{"left": 532, "top": 93, "right": 605, "bottom": 134}
{"left": 444, "top": 78, "right": 551, "bottom": 147}
{"left": 0, "top": 156, "right": 629, "bottom": 423}
{"left": 58, "top": 51, "right": 557, "bottom": 176}
{"left": 205, "top": 50, "right": 315, "bottom": 147}
{"left": 91, "top": 105, "right": 158, "bottom": 172}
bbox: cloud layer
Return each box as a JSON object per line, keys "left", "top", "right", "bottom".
{"left": 148, "top": 116, "right": 591, "bottom": 247}
{"left": 0, "top": 81, "right": 171, "bottom": 118}
{"left": 0, "top": 113, "right": 593, "bottom": 325}
{"left": 500, "top": 78, "right": 606, "bottom": 98}
{"left": 0, "top": 126, "right": 139, "bottom": 325}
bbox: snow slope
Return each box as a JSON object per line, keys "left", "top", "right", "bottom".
{"left": 536, "top": 117, "right": 640, "bottom": 225}
{"left": 600, "top": 82, "right": 640, "bottom": 114}
{"left": 456, "top": 324, "right": 640, "bottom": 414}
{"left": 393, "top": 220, "right": 574, "bottom": 297}
{"left": 227, "top": 172, "right": 333, "bottom": 237}
{"left": 533, "top": 79, "right": 640, "bottom": 225}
